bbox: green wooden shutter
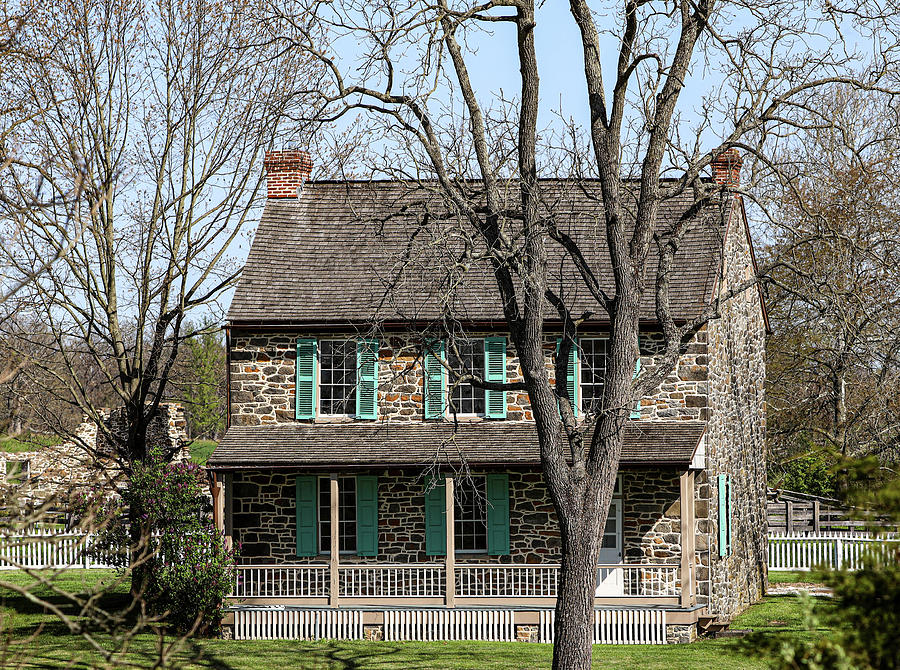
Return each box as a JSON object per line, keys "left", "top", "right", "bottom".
{"left": 424, "top": 477, "right": 446, "bottom": 556}
{"left": 486, "top": 473, "right": 510, "bottom": 555}
{"left": 295, "top": 476, "right": 318, "bottom": 557}
{"left": 484, "top": 337, "right": 507, "bottom": 418}
{"left": 556, "top": 337, "right": 579, "bottom": 417}
{"left": 718, "top": 473, "right": 731, "bottom": 557}
{"left": 630, "top": 334, "right": 642, "bottom": 419}
{"left": 727, "top": 474, "right": 733, "bottom": 555}
{"left": 424, "top": 341, "right": 446, "bottom": 420}
{"left": 295, "top": 339, "right": 317, "bottom": 420}
{"left": 356, "top": 339, "right": 379, "bottom": 420}
{"left": 356, "top": 475, "right": 378, "bottom": 556}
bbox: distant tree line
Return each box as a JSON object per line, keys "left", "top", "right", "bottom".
{"left": 0, "top": 321, "right": 225, "bottom": 442}
{"left": 759, "top": 90, "right": 900, "bottom": 495}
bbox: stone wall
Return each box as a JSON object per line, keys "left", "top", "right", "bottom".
{"left": 1, "top": 403, "right": 189, "bottom": 508}
{"left": 621, "top": 470, "right": 682, "bottom": 566}
{"left": 231, "top": 466, "right": 680, "bottom": 566}
{"left": 705, "top": 204, "right": 768, "bottom": 620}
{"left": 229, "top": 331, "right": 707, "bottom": 426}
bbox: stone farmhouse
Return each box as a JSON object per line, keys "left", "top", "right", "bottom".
{"left": 207, "top": 149, "right": 768, "bottom": 644}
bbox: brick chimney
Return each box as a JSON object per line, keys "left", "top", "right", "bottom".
{"left": 711, "top": 148, "right": 742, "bottom": 187}
{"left": 264, "top": 149, "right": 313, "bottom": 198}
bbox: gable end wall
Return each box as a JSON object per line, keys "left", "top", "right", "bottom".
{"left": 704, "top": 199, "right": 768, "bottom": 620}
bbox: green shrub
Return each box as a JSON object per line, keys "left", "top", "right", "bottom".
{"left": 75, "top": 447, "right": 236, "bottom": 635}
{"left": 772, "top": 450, "right": 839, "bottom": 498}
{"left": 147, "top": 524, "right": 237, "bottom": 634}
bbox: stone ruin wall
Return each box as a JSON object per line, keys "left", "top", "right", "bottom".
{"left": 1, "top": 403, "right": 189, "bottom": 509}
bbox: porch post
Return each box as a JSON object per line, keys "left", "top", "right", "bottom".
{"left": 445, "top": 476, "right": 456, "bottom": 608}
{"left": 212, "top": 474, "right": 224, "bottom": 534}
{"left": 680, "top": 470, "right": 696, "bottom": 607}
{"left": 223, "top": 473, "right": 233, "bottom": 552}
{"left": 330, "top": 474, "right": 340, "bottom": 608}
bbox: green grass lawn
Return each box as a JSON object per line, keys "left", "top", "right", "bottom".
{"left": 768, "top": 570, "right": 829, "bottom": 584}
{"left": 189, "top": 439, "right": 218, "bottom": 465}
{"left": 0, "top": 569, "right": 835, "bottom": 669}
{"left": 0, "top": 433, "right": 61, "bottom": 453}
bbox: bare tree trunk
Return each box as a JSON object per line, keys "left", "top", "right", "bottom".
{"left": 553, "top": 505, "right": 601, "bottom": 669}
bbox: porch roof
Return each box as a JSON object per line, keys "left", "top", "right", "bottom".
{"left": 208, "top": 421, "right": 706, "bottom": 469}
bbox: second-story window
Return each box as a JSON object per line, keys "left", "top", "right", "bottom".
{"left": 448, "top": 339, "right": 486, "bottom": 415}
{"left": 580, "top": 337, "right": 609, "bottom": 413}
{"left": 319, "top": 340, "right": 357, "bottom": 416}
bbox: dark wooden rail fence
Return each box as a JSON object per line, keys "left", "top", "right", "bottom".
{"left": 767, "top": 489, "right": 895, "bottom": 533}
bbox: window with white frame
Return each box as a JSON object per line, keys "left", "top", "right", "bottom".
{"left": 319, "top": 340, "right": 357, "bottom": 416}
{"left": 580, "top": 337, "right": 609, "bottom": 413}
{"left": 318, "top": 476, "right": 357, "bottom": 553}
{"left": 454, "top": 476, "right": 487, "bottom": 552}
{"left": 448, "top": 340, "right": 486, "bottom": 415}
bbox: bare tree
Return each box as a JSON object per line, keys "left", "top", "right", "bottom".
{"left": 0, "top": 0, "right": 341, "bottom": 586}
{"left": 2, "top": 0, "right": 306, "bottom": 449}
{"left": 761, "top": 89, "right": 900, "bottom": 475}
{"left": 258, "top": 1, "right": 900, "bottom": 666}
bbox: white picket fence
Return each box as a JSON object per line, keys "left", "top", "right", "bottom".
{"left": 5, "top": 530, "right": 899, "bottom": 574}
{"left": 768, "top": 531, "right": 900, "bottom": 571}
{"left": 0, "top": 531, "right": 120, "bottom": 570}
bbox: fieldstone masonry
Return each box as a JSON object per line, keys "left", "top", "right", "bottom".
{"left": 1, "top": 404, "right": 189, "bottom": 508}
{"left": 228, "top": 331, "right": 707, "bottom": 426}
{"left": 704, "top": 200, "right": 768, "bottom": 621}
{"left": 232, "top": 467, "right": 683, "bottom": 566}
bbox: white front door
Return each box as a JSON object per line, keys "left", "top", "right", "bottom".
{"left": 595, "top": 498, "right": 623, "bottom": 596}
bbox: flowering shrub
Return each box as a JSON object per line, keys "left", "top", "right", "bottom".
{"left": 75, "top": 447, "right": 237, "bottom": 635}
{"left": 147, "top": 524, "right": 238, "bottom": 634}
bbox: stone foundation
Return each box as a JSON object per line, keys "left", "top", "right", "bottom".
{"left": 364, "top": 624, "right": 384, "bottom": 641}
{"left": 666, "top": 623, "right": 697, "bottom": 644}
{"left": 516, "top": 624, "right": 539, "bottom": 642}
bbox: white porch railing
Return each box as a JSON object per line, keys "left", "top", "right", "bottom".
{"left": 230, "top": 563, "right": 681, "bottom": 599}
{"left": 456, "top": 564, "right": 558, "bottom": 597}
{"left": 768, "top": 531, "right": 900, "bottom": 571}
{"left": 232, "top": 565, "right": 329, "bottom": 598}
{"left": 454, "top": 563, "right": 679, "bottom": 598}
{"left": 619, "top": 564, "right": 680, "bottom": 597}
{"left": 339, "top": 564, "right": 445, "bottom": 598}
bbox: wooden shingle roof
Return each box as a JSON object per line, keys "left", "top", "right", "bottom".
{"left": 227, "top": 180, "right": 728, "bottom": 325}
{"left": 207, "top": 421, "right": 707, "bottom": 469}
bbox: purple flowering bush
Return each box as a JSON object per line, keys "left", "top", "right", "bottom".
{"left": 75, "top": 447, "right": 237, "bottom": 635}
{"left": 148, "top": 524, "right": 238, "bottom": 634}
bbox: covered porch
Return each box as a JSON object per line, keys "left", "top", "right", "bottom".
{"left": 208, "top": 421, "right": 707, "bottom": 641}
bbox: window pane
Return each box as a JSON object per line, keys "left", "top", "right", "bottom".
{"left": 320, "top": 340, "right": 357, "bottom": 415}
{"left": 448, "top": 340, "right": 485, "bottom": 415}
{"left": 580, "top": 338, "right": 608, "bottom": 413}
{"left": 454, "top": 476, "right": 487, "bottom": 551}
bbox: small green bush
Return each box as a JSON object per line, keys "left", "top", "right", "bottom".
{"left": 147, "top": 524, "right": 237, "bottom": 634}
{"left": 772, "top": 450, "right": 839, "bottom": 498}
